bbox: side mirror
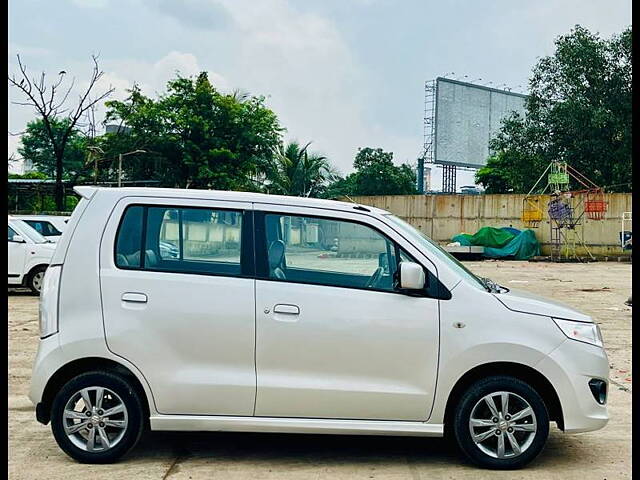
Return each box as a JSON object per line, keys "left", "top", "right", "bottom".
{"left": 9, "top": 235, "right": 25, "bottom": 243}
{"left": 399, "top": 261, "right": 425, "bottom": 290}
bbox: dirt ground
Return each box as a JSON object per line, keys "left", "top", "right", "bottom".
{"left": 8, "top": 260, "right": 632, "bottom": 479}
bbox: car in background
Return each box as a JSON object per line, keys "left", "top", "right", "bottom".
{"left": 460, "top": 185, "right": 482, "bottom": 195}
{"left": 13, "top": 215, "right": 70, "bottom": 242}
{"left": 159, "top": 240, "right": 179, "bottom": 258}
{"left": 8, "top": 216, "right": 56, "bottom": 294}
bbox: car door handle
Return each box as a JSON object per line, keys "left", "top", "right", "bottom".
{"left": 273, "top": 304, "right": 300, "bottom": 315}
{"left": 121, "top": 292, "right": 148, "bottom": 303}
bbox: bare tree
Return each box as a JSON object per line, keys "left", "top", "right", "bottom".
{"left": 8, "top": 54, "right": 114, "bottom": 210}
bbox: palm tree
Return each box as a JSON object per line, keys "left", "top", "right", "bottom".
{"left": 265, "top": 141, "right": 337, "bottom": 197}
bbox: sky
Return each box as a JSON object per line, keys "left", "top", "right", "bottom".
{"left": 8, "top": 0, "right": 632, "bottom": 189}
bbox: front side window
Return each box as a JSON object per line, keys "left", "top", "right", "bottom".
{"left": 8, "top": 227, "right": 18, "bottom": 241}
{"left": 263, "top": 213, "right": 400, "bottom": 292}
{"left": 115, "top": 204, "right": 244, "bottom": 277}
{"left": 384, "top": 213, "right": 486, "bottom": 291}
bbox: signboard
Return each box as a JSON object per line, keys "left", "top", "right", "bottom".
{"left": 434, "top": 77, "right": 527, "bottom": 168}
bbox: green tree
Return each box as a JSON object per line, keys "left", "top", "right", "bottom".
{"left": 104, "top": 72, "right": 283, "bottom": 190}
{"left": 324, "top": 147, "right": 417, "bottom": 198}
{"left": 264, "top": 141, "right": 336, "bottom": 197}
{"left": 476, "top": 25, "right": 632, "bottom": 193}
{"left": 18, "top": 118, "right": 87, "bottom": 180}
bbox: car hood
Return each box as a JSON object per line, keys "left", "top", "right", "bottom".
{"left": 36, "top": 242, "right": 57, "bottom": 253}
{"left": 493, "top": 287, "right": 592, "bottom": 323}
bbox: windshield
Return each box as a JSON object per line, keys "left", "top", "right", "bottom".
{"left": 10, "top": 219, "right": 49, "bottom": 244}
{"left": 384, "top": 214, "right": 486, "bottom": 290}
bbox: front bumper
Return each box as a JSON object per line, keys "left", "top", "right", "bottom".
{"left": 536, "top": 338, "right": 609, "bottom": 433}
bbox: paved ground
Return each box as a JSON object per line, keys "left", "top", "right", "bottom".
{"left": 8, "top": 260, "right": 631, "bottom": 479}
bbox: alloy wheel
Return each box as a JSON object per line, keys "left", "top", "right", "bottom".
{"left": 62, "top": 386, "right": 129, "bottom": 452}
{"left": 468, "top": 391, "right": 537, "bottom": 459}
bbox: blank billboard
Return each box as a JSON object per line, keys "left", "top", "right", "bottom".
{"left": 434, "top": 77, "right": 526, "bottom": 168}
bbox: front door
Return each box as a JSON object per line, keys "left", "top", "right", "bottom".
{"left": 100, "top": 198, "right": 256, "bottom": 416}
{"left": 254, "top": 208, "right": 440, "bottom": 421}
{"left": 8, "top": 226, "right": 27, "bottom": 282}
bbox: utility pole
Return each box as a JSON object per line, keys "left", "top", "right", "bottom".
{"left": 118, "top": 153, "right": 122, "bottom": 187}
{"left": 417, "top": 156, "right": 425, "bottom": 194}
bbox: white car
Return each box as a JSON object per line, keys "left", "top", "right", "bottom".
{"left": 13, "top": 215, "right": 70, "bottom": 242}
{"left": 30, "top": 187, "right": 609, "bottom": 468}
{"left": 8, "top": 216, "right": 57, "bottom": 293}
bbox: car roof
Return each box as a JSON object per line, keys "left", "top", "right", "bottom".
{"left": 78, "top": 186, "right": 391, "bottom": 216}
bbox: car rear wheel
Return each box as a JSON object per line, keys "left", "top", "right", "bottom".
{"left": 453, "top": 375, "right": 549, "bottom": 469}
{"left": 50, "top": 371, "right": 145, "bottom": 463}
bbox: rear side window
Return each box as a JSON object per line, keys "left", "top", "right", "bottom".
{"left": 115, "top": 205, "right": 244, "bottom": 277}
{"left": 115, "top": 206, "right": 144, "bottom": 268}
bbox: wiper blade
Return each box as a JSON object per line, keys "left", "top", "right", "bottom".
{"left": 480, "top": 277, "right": 501, "bottom": 293}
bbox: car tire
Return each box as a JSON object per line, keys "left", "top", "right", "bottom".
{"left": 50, "top": 371, "right": 145, "bottom": 463}
{"left": 453, "top": 375, "right": 549, "bottom": 470}
{"left": 26, "top": 265, "right": 47, "bottom": 295}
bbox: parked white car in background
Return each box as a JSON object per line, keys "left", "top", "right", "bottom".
{"left": 13, "top": 215, "right": 70, "bottom": 242}
{"left": 30, "top": 187, "right": 609, "bottom": 469}
{"left": 8, "top": 216, "right": 56, "bottom": 293}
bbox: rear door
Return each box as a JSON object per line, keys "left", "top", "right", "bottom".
{"left": 99, "top": 197, "right": 256, "bottom": 416}
{"left": 253, "top": 206, "right": 441, "bottom": 421}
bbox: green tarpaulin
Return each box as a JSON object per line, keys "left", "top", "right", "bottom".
{"left": 452, "top": 226, "right": 516, "bottom": 248}
{"left": 451, "top": 227, "right": 540, "bottom": 260}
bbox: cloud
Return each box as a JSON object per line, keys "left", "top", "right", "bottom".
{"left": 70, "top": 0, "right": 109, "bottom": 8}
{"left": 99, "top": 51, "right": 228, "bottom": 98}
{"left": 8, "top": 43, "right": 51, "bottom": 59}
{"left": 206, "top": 0, "right": 400, "bottom": 173}
{"left": 150, "top": 0, "right": 230, "bottom": 30}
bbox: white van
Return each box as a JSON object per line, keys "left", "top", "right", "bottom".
{"left": 29, "top": 187, "right": 609, "bottom": 468}
{"left": 8, "top": 216, "right": 56, "bottom": 293}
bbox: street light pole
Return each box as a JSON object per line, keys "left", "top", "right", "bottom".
{"left": 117, "top": 149, "right": 147, "bottom": 187}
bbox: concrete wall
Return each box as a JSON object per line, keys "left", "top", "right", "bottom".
{"left": 349, "top": 193, "right": 632, "bottom": 257}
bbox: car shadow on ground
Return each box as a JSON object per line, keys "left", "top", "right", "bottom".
{"left": 126, "top": 429, "right": 572, "bottom": 470}
{"left": 8, "top": 288, "right": 37, "bottom": 296}
{"left": 131, "top": 431, "right": 464, "bottom": 465}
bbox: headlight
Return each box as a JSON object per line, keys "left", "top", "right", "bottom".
{"left": 552, "top": 317, "right": 604, "bottom": 348}
{"left": 39, "top": 265, "right": 61, "bottom": 338}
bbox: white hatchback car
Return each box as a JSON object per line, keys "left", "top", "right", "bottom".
{"left": 30, "top": 187, "right": 609, "bottom": 469}
{"left": 8, "top": 216, "right": 56, "bottom": 293}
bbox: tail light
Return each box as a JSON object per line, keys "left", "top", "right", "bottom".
{"left": 39, "top": 265, "right": 62, "bottom": 338}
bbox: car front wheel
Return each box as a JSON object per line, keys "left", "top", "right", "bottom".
{"left": 453, "top": 375, "right": 550, "bottom": 469}
{"left": 27, "top": 265, "right": 47, "bottom": 294}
